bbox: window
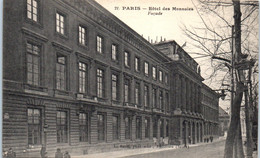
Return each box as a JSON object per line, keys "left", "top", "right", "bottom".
{"left": 79, "top": 26, "right": 87, "bottom": 46}
{"left": 97, "top": 114, "right": 105, "bottom": 141}
{"left": 97, "top": 69, "right": 104, "bottom": 98}
{"left": 79, "top": 113, "right": 88, "bottom": 142}
{"left": 28, "top": 108, "right": 41, "bottom": 145}
{"left": 159, "top": 71, "right": 163, "bottom": 82}
{"left": 124, "top": 51, "right": 130, "bottom": 67}
{"left": 112, "top": 115, "right": 119, "bottom": 140}
{"left": 135, "top": 57, "right": 140, "bottom": 72}
{"left": 152, "top": 66, "right": 156, "bottom": 80}
{"left": 159, "top": 90, "right": 163, "bottom": 110}
{"left": 97, "top": 36, "right": 103, "bottom": 53}
{"left": 165, "top": 73, "right": 168, "bottom": 84}
{"left": 27, "top": 0, "right": 38, "bottom": 22}
{"left": 56, "top": 55, "right": 66, "bottom": 90}
{"left": 160, "top": 119, "right": 164, "bottom": 137}
{"left": 56, "top": 12, "right": 65, "bottom": 35}
{"left": 153, "top": 119, "right": 157, "bottom": 138}
{"left": 136, "top": 117, "right": 141, "bottom": 139}
{"left": 152, "top": 88, "right": 157, "bottom": 108}
{"left": 112, "top": 74, "right": 118, "bottom": 101}
{"left": 144, "top": 85, "right": 149, "bottom": 107}
{"left": 166, "top": 120, "right": 169, "bottom": 137}
{"left": 26, "top": 43, "right": 40, "bottom": 86}
{"left": 79, "top": 62, "right": 87, "bottom": 93}
{"left": 135, "top": 82, "right": 140, "bottom": 105}
{"left": 111, "top": 44, "right": 118, "bottom": 61}
{"left": 57, "top": 111, "right": 67, "bottom": 143}
{"left": 124, "top": 79, "right": 130, "bottom": 103}
{"left": 145, "top": 118, "right": 150, "bottom": 138}
{"left": 125, "top": 117, "right": 131, "bottom": 139}
{"left": 144, "top": 62, "right": 149, "bottom": 76}
{"left": 165, "top": 92, "right": 169, "bottom": 112}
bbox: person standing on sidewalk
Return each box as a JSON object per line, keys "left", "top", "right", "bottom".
{"left": 64, "top": 151, "right": 70, "bottom": 158}
{"left": 55, "top": 148, "right": 63, "bottom": 158}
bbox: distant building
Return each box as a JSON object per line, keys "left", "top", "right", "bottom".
{"left": 218, "top": 107, "right": 230, "bottom": 136}
{"left": 3, "top": 0, "right": 219, "bottom": 157}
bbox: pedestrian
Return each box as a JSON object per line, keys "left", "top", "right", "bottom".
{"left": 40, "top": 144, "right": 47, "bottom": 158}
{"left": 55, "top": 148, "right": 63, "bottom": 158}
{"left": 206, "top": 138, "right": 209, "bottom": 143}
{"left": 6, "top": 148, "right": 16, "bottom": 158}
{"left": 210, "top": 136, "right": 213, "bottom": 142}
{"left": 188, "top": 136, "right": 191, "bottom": 146}
{"left": 64, "top": 151, "right": 71, "bottom": 158}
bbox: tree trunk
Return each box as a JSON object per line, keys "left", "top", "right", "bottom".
{"left": 245, "top": 90, "right": 253, "bottom": 158}
{"left": 224, "top": 82, "right": 244, "bottom": 158}
{"left": 237, "top": 120, "right": 245, "bottom": 158}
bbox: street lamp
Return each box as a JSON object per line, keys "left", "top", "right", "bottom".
{"left": 219, "top": 89, "right": 226, "bottom": 100}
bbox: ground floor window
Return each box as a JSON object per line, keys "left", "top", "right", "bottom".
{"left": 28, "top": 108, "right": 41, "bottom": 145}
{"left": 136, "top": 117, "right": 141, "bottom": 139}
{"left": 57, "top": 111, "right": 68, "bottom": 143}
{"left": 125, "top": 117, "right": 131, "bottom": 139}
{"left": 79, "top": 113, "right": 88, "bottom": 142}
{"left": 145, "top": 118, "right": 150, "bottom": 138}
{"left": 97, "top": 113, "right": 105, "bottom": 141}
{"left": 153, "top": 119, "right": 157, "bottom": 138}
{"left": 160, "top": 119, "right": 164, "bottom": 137}
{"left": 112, "top": 115, "right": 119, "bottom": 140}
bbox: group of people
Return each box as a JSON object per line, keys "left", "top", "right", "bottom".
{"left": 41, "top": 147, "right": 71, "bottom": 158}
{"left": 204, "top": 136, "right": 214, "bottom": 143}
{"left": 3, "top": 148, "right": 16, "bottom": 158}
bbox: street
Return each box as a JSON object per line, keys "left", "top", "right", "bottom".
{"left": 125, "top": 141, "right": 225, "bottom": 158}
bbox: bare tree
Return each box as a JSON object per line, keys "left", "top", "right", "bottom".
{"left": 181, "top": 0, "right": 258, "bottom": 157}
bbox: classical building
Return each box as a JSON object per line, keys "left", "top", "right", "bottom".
{"left": 201, "top": 84, "right": 220, "bottom": 141}
{"left": 3, "top": 0, "right": 219, "bottom": 157}
{"left": 218, "top": 107, "right": 230, "bottom": 136}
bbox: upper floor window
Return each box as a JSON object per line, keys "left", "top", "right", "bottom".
{"left": 56, "top": 12, "right": 65, "bottom": 35}
{"left": 27, "top": 0, "right": 38, "bottom": 22}
{"left": 135, "top": 57, "right": 140, "bottom": 72}
{"left": 159, "top": 71, "right": 163, "bottom": 82}
{"left": 144, "top": 85, "right": 149, "bottom": 107}
{"left": 26, "top": 43, "right": 40, "bottom": 86}
{"left": 159, "top": 90, "right": 163, "bottom": 110}
{"left": 57, "top": 111, "right": 68, "bottom": 143}
{"left": 152, "top": 66, "right": 156, "bottom": 80}
{"left": 112, "top": 74, "right": 118, "bottom": 101}
{"left": 79, "top": 26, "right": 87, "bottom": 46}
{"left": 97, "top": 69, "right": 104, "bottom": 98}
{"left": 144, "top": 62, "right": 149, "bottom": 76}
{"left": 79, "top": 113, "right": 89, "bottom": 142}
{"left": 56, "top": 55, "right": 66, "bottom": 90}
{"left": 135, "top": 82, "right": 140, "bottom": 105}
{"left": 111, "top": 44, "right": 118, "bottom": 61}
{"left": 97, "top": 36, "right": 103, "bottom": 53}
{"left": 79, "top": 62, "right": 87, "bottom": 93}
{"left": 124, "top": 51, "right": 130, "bottom": 67}
{"left": 165, "top": 73, "right": 168, "bottom": 84}
{"left": 165, "top": 92, "right": 169, "bottom": 112}
{"left": 28, "top": 108, "right": 41, "bottom": 145}
{"left": 124, "top": 79, "right": 130, "bottom": 103}
{"left": 152, "top": 88, "right": 157, "bottom": 108}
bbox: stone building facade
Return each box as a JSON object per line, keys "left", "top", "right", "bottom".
{"left": 3, "top": 0, "right": 219, "bottom": 157}
{"left": 219, "top": 107, "right": 230, "bottom": 136}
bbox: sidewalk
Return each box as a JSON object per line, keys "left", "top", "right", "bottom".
{"left": 73, "top": 138, "right": 226, "bottom": 158}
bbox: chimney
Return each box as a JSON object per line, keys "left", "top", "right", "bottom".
{"left": 160, "top": 36, "right": 162, "bottom": 42}
{"left": 148, "top": 36, "right": 150, "bottom": 43}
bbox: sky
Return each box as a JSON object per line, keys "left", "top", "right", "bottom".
{"left": 94, "top": 0, "right": 249, "bottom": 111}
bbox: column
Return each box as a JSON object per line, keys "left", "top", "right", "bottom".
{"left": 181, "top": 76, "right": 186, "bottom": 111}
{"left": 186, "top": 79, "right": 190, "bottom": 112}
{"left": 176, "top": 74, "right": 181, "bottom": 109}
{"left": 194, "top": 85, "right": 198, "bottom": 113}
{"left": 191, "top": 82, "right": 194, "bottom": 112}
{"left": 198, "top": 86, "right": 202, "bottom": 114}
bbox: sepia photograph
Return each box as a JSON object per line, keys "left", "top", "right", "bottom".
{"left": 2, "top": 0, "right": 259, "bottom": 157}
